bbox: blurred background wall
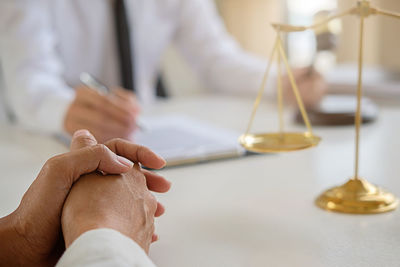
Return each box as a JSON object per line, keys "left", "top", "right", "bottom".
{"left": 162, "top": 0, "right": 284, "bottom": 96}
{"left": 337, "top": 0, "right": 400, "bottom": 71}
{"left": 162, "top": 0, "right": 400, "bottom": 96}
{"left": 215, "top": 0, "right": 284, "bottom": 58}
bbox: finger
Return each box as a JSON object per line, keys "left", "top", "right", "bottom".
{"left": 111, "top": 88, "right": 141, "bottom": 116}
{"left": 151, "top": 234, "right": 159, "bottom": 243}
{"left": 142, "top": 169, "right": 171, "bottom": 193}
{"left": 90, "top": 89, "right": 138, "bottom": 124}
{"left": 70, "top": 130, "right": 98, "bottom": 151}
{"left": 112, "top": 87, "right": 135, "bottom": 100}
{"left": 155, "top": 202, "right": 165, "bottom": 217}
{"left": 112, "top": 87, "right": 137, "bottom": 102}
{"left": 55, "top": 144, "right": 134, "bottom": 185}
{"left": 105, "top": 139, "right": 166, "bottom": 169}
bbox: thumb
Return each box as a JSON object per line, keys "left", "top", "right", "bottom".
{"left": 70, "top": 130, "right": 98, "bottom": 151}
{"left": 68, "top": 145, "right": 134, "bottom": 183}
{"left": 69, "top": 130, "right": 134, "bottom": 176}
{"left": 45, "top": 144, "right": 134, "bottom": 189}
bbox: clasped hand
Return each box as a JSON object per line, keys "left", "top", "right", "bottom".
{"left": 0, "top": 130, "right": 171, "bottom": 266}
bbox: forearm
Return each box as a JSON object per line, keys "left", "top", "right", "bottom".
{"left": 0, "top": 212, "right": 60, "bottom": 267}
{"left": 0, "top": 1, "right": 74, "bottom": 134}
{"left": 1, "top": 51, "right": 75, "bottom": 134}
{"left": 0, "top": 214, "right": 27, "bottom": 266}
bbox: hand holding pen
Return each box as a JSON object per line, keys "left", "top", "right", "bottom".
{"left": 63, "top": 73, "right": 140, "bottom": 143}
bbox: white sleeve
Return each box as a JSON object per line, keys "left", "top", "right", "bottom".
{"left": 173, "top": 0, "right": 275, "bottom": 95}
{"left": 56, "top": 229, "right": 156, "bottom": 267}
{"left": 0, "top": 1, "right": 74, "bottom": 134}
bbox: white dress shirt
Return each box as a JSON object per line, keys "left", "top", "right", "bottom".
{"left": 56, "top": 229, "right": 156, "bottom": 267}
{"left": 0, "top": 0, "right": 266, "bottom": 134}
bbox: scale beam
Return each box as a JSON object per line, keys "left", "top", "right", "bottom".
{"left": 270, "top": 0, "right": 400, "bottom": 35}
{"left": 375, "top": 8, "right": 400, "bottom": 20}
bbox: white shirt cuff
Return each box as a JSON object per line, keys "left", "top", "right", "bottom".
{"left": 56, "top": 228, "right": 156, "bottom": 267}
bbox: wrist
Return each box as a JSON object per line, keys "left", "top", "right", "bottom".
{"left": 63, "top": 222, "right": 100, "bottom": 248}
{"left": 1, "top": 212, "right": 61, "bottom": 267}
{"left": 62, "top": 215, "right": 125, "bottom": 248}
{"left": 0, "top": 214, "right": 28, "bottom": 265}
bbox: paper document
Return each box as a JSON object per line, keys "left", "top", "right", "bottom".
{"left": 132, "top": 115, "right": 245, "bottom": 167}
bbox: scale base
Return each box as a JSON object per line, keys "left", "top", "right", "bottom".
{"left": 239, "top": 132, "right": 320, "bottom": 153}
{"left": 316, "top": 178, "right": 398, "bottom": 214}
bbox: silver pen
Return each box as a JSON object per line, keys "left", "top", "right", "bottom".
{"left": 80, "top": 72, "right": 111, "bottom": 95}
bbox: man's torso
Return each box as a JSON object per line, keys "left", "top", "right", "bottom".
{"left": 47, "top": 0, "right": 180, "bottom": 101}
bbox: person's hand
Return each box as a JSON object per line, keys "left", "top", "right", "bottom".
{"left": 61, "top": 167, "right": 164, "bottom": 253}
{"left": 0, "top": 130, "right": 167, "bottom": 266}
{"left": 61, "top": 131, "right": 170, "bottom": 253}
{"left": 283, "top": 67, "right": 327, "bottom": 108}
{"left": 64, "top": 86, "right": 140, "bottom": 143}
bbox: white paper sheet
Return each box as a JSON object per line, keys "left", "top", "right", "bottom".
{"left": 131, "top": 115, "right": 245, "bottom": 167}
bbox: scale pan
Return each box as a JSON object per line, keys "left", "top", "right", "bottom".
{"left": 239, "top": 132, "right": 321, "bottom": 153}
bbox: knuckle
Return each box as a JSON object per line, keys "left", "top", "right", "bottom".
{"left": 75, "top": 134, "right": 95, "bottom": 145}
{"left": 104, "top": 138, "right": 117, "bottom": 148}
{"left": 109, "top": 138, "right": 124, "bottom": 148}
{"left": 44, "top": 154, "right": 65, "bottom": 172}
{"left": 130, "top": 170, "right": 146, "bottom": 186}
{"left": 98, "top": 143, "right": 108, "bottom": 153}
{"left": 137, "top": 172, "right": 147, "bottom": 184}
{"left": 113, "top": 138, "right": 125, "bottom": 144}
{"left": 41, "top": 154, "right": 71, "bottom": 184}
{"left": 149, "top": 223, "right": 155, "bottom": 235}
{"left": 92, "top": 144, "right": 109, "bottom": 156}
{"left": 146, "top": 193, "right": 158, "bottom": 212}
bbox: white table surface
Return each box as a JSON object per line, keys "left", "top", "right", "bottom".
{"left": 1, "top": 95, "right": 400, "bottom": 267}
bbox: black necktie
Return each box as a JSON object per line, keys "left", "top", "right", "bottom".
{"left": 114, "top": 0, "right": 134, "bottom": 91}
{"left": 113, "top": 0, "right": 168, "bottom": 97}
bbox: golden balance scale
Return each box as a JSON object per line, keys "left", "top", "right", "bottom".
{"left": 239, "top": 0, "right": 400, "bottom": 214}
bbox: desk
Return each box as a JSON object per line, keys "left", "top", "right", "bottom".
{"left": 1, "top": 95, "right": 400, "bottom": 267}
